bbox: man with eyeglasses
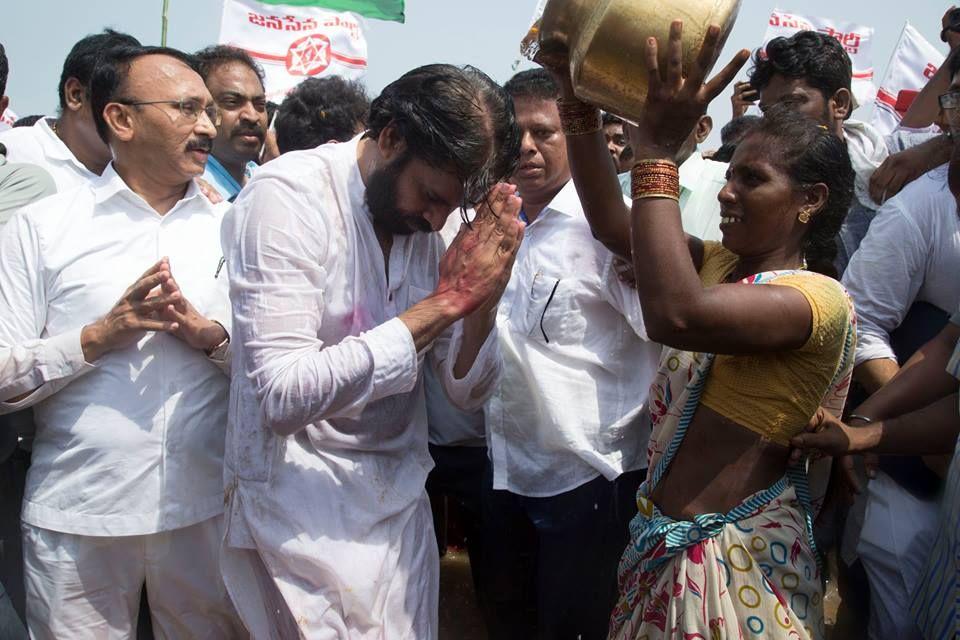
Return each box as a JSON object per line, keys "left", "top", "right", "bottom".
{"left": 194, "top": 46, "right": 268, "bottom": 202}
{"left": 0, "top": 45, "right": 243, "bottom": 637}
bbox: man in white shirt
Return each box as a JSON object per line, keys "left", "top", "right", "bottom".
{"left": 617, "top": 114, "right": 726, "bottom": 241}
{"left": 219, "top": 63, "right": 523, "bottom": 638}
{"left": 0, "top": 45, "right": 243, "bottom": 637}
{"left": 478, "top": 69, "right": 661, "bottom": 640}
{"left": 0, "top": 30, "right": 140, "bottom": 192}
{"left": 841, "top": 158, "right": 960, "bottom": 640}
{"left": 194, "top": 46, "right": 267, "bottom": 201}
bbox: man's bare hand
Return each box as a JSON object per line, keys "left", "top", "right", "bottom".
{"left": 436, "top": 183, "right": 524, "bottom": 318}
{"left": 81, "top": 259, "right": 181, "bottom": 362}
{"left": 156, "top": 270, "right": 228, "bottom": 353}
{"left": 869, "top": 143, "right": 940, "bottom": 205}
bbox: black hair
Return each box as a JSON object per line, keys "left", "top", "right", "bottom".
{"left": 503, "top": 68, "right": 558, "bottom": 102}
{"left": 89, "top": 45, "right": 198, "bottom": 144}
{"left": 748, "top": 31, "right": 852, "bottom": 105}
{"left": 743, "top": 103, "right": 854, "bottom": 277}
{"left": 602, "top": 112, "right": 624, "bottom": 127}
{"left": 193, "top": 45, "right": 265, "bottom": 87}
{"left": 0, "top": 43, "right": 8, "bottom": 97}
{"left": 58, "top": 29, "right": 140, "bottom": 110}
{"left": 13, "top": 115, "right": 43, "bottom": 128}
{"left": 366, "top": 64, "right": 521, "bottom": 209}
{"left": 713, "top": 115, "right": 762, "bottom": 162}
{"left": 275, "top": 76, "right": 369, "bottom": 153}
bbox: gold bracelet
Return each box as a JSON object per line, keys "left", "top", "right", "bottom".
{"left": 557, "top": 98, "right": 601, "bottom": 136}
{"left": 631, "top": 160, "right": 680, "bottom": 202}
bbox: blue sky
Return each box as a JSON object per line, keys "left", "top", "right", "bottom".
{"left": 0, "top": 0, "right": 951, "bottom": 147}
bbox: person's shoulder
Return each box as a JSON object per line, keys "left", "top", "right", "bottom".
{"left": 0, "top": 122, "right": 46, "bottom": 162}
{"left": 17, "top": 182, "right": 93, "bottom": 226}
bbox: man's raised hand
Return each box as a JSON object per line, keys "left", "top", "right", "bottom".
{"left": 436, "top": 183, "right": 524, "bottom": 318}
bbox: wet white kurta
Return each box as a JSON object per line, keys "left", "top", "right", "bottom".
{"left": 220, "top": 135, "right": 500, "bottom": 639}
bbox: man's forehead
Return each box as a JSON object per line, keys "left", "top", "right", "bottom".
{"left": 127, "top": 54, "right": 210, "bottom": 99}
{"left": 206, "top": 61, "right": 265, "bottom": 95}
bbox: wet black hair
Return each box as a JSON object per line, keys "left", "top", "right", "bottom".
{"left": 749, "top": 31, "right": 852, "bottom": 106}
{"left": 59, "top": 29, "right": 141, "bottom": 110}
{"left": 743, "top": 103, "right": 854, "bottom": 278}
{"left": 276, "top": 76, "right": 369, "bottom": 153}
{"left": 89, "top": 45, "right": 198, "bottom": 144}
{"left": 365, "top": 64, "right": 521, "bottom": 209}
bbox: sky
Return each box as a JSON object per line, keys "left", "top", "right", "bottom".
{"left": 0, "top": 0, "right": 952, "bottom": 148}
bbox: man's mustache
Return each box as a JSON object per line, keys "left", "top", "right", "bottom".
{"left": 231, "top": 125, "right": 265, "bottom": 141}
{"left": 186, "top": 137, "right": 213, "bottom": 153}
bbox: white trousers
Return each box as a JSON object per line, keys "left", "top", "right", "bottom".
{"left": 22, "top": 515, "right": 244, "bottom": 640}
{"left": 221, "top": 494, "right": 438, "bottom": 640}
{"left": 857, "top": 472, "right": 939, "bottom": 640}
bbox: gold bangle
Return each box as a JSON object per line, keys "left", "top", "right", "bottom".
{"left": 631, "top": 160, "right": 680, "bottom": 202}
{"left": 557, "top": 98, "right": 601, "bottom": 136}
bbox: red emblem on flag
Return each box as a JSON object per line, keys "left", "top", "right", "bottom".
{"left": 285, "top": 34, "right": 332, "bottom": 76}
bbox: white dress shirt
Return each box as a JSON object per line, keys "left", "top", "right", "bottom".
{"left": 0, "top": 117, "right": 98, "bottom": 192}
{"left": 843, "top": 164, "right": 960, "bottom": 366}
{"left": 619, "top": 150, "right": 726, "bottom": 241}
{"left": 220, "top": 135, "right": 500, "bottom": 636}
{"left": 487, "top": 179, "right": 661, "bottom": 497}
{"left": 0, "top": 164, "right": 232, "bottom": 536}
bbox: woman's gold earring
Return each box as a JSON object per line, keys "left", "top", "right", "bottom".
{"left": 798, "top": 209, "right": 811, "bottom": 224}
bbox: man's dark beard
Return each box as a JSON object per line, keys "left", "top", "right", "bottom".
{"left": 366, "top": 153, "right": 432, "bottom": 235}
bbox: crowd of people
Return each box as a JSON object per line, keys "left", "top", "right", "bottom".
{"left": 0, "top": 6, "right": 959, "bottom": 640}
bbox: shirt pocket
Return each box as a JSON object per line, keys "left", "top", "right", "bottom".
{"left": 507, "top": 272, "right": 587, "bottom": 348}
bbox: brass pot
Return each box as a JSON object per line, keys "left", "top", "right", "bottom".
{"left": 536, "top": 0, "right": 742, "bottom": 123}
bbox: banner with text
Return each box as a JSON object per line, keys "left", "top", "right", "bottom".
{"left": 762, "top": 9, "right": 876, "bottom": 110}
{"left": 219, "top": 0, "right": 368, "bottom": 102}
{"left": 871, "top": 23, "right": 944, "bottom": 135}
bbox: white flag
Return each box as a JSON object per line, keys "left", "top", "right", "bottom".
{"left": 762, "top": 9, "right": 876, "bottom": 110}
{"left": 218, "top": 0, "right": 368, "bottom": 102}
{"left": 871, "top": 23, "right": 945, "bottom": 136}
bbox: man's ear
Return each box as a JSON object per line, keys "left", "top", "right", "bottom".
{"left": 0, "top": 96, "right": 9, "bottom": 118}
{"left": 377, "top": 123, "right": 406, "bottom": 162}
{"left": 830, "top": 88, "right": 853, "bottom": 121}
{"left": 102, "top": 103, "right": 134, "bottom": 143}
{"left": 63, "top": 77, "right": 86, "bottom": 114}
{"left": 695, "top": 115, "right": 713, "bottom": 144}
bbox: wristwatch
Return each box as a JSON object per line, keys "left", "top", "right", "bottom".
{"left": 204, "top": 322, "right": 230, "bottom": 360}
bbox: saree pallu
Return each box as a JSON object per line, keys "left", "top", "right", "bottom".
{"left": 610, "top": 270, "right": 855, "bottom": 640}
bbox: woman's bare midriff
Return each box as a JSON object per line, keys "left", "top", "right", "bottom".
{"left": 649, "top": 405, "right": 794, "bottom": 521}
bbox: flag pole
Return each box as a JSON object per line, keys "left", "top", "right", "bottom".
{"left": 161, "top": 0, "right": 170, "bottom": 46}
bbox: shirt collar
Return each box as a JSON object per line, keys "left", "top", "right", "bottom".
{"left": 92, "top": 162, "right": 217, "bottom": 215}
{"left": 205, "top": 155, "right": 242, "bottom": 195}
{"left": 341, "top": 133, "right": 371, "bottom": 221}
{"left": 533, "top": 179, "right": 579, "bottom": 220}
{"left": 36, "top": 117, "right": 87, "bottom": 165}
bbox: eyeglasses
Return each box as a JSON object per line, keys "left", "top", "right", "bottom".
{"left": 116, "top": 98, "right": 222, "bottom": 127}
{"left": 939, "top": 91, "right": 960, "bottom": 112}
